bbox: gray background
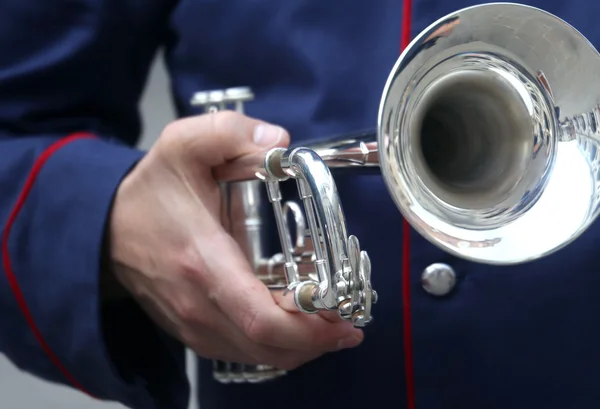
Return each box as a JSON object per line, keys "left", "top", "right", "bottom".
{"left": 0, "top": 53, "right": 200, "bottom": 409}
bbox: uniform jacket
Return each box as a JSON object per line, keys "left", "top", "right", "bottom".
{"left": 2, "top": 1, "right": 600, "bottom": 409}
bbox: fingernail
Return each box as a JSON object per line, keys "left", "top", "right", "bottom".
{"left": 254, "top": 124, "right": 283, "bottom": 147}
{"left": 337, "top": 335, "right": 363, "bottom": 350}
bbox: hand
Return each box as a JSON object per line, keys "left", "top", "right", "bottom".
{"left": 107, "top": 111, "right": 364, "bottom": 371}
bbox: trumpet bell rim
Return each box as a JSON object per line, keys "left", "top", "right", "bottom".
{"left": 378, "top": 3, "right": 600, "bottom": 265}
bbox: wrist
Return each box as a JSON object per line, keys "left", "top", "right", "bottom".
{"left": 100, "top": 204, "right": 131, "bottom": 303}
{"left": 100, "top": 235, "right": 130, "bottom": 302}
{"left": 100, "top": 167, "right": 141, "bottom": 303}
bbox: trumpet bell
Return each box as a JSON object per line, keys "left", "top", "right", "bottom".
{"left": 379, "top": 3, "right": 600, "bottom": 264}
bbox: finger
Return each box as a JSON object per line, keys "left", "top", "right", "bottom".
{"left": 184, "top": 292, "right": 328, "bottom": 369}
{"left": 317, "top": 310, "right": 347, "bottom": 323}
{"left": 252, "top": 308, "right": 364, "bottom": 352}
{"left": 204, "top": 311, "right": 328, "bottom": 370}
{"left": 203, "top": 305, "right": 353, "bottom": 370}
{"left": 201, "top": 231, "right": 364, "bottom": 352}
{"left": 271, "top": 289, "right": 300, "bottom": 313}
{"left": 271, "top": 289, "right": 346, "bottom": 323}
{"left": 149, "top": 281, "right": 294, "bottom": 366}
{"left": 188, "top": 330, "right": 260, "bottom": 365}
{"left": 166, "top": 110, "right": 290, "bottom": 167}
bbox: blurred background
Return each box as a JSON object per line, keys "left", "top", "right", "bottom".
{"left": 0, "top": 52, "right": 200, "bottom": 409}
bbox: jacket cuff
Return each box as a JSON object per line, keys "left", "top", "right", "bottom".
{"left": 3, "top": 135, "right": 189, "bottom": 408}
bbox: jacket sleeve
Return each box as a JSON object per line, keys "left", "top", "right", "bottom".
{"left": 0, "top": 2, "right": 189, "bottom": 408}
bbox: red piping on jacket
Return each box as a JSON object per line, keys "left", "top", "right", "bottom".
{"left": 400, "top": 0, "right": 415, "bottom": 408}
{"left": 1, "top": 132, "right": 97, "bottom": 398}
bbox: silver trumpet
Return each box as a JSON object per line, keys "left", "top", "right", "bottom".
{"left": 191, "top": 2, "right": 600, "bottom": 383}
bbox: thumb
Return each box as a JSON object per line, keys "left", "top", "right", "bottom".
{"left": 167, "top": 110, "right": 290, "bottom": 167}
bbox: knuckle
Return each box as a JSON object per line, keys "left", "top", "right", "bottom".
{"left": 212, "top": 110, "right": 243, "bottom": 129}
{"left": 155, "top": 122, "right": 190, "bottom": 163}
{"left": 174, "top": 297, "right": 199, "bottom": 324}
{"left": 159, "top": 121, "right": 188, "bottom": 151}
{"left": 161, "top": 120, "right": 184, "bottom": 139}
{"left": 243, "top": 310, "right": 271, "bottom": 345}
{"left": 174, "top": 258, "right": 200, "bottom": 283}
{"left": 160, "top": 110, "right": 243, "bottom": 141}
{"left": 172, "top": 247, "right": 207, "bottom": 283}
{"left": 178, "top": 327, "right": 199, "bottom": 348}
{"left": 210, "top": 110, "right": 249, "bottom": 141}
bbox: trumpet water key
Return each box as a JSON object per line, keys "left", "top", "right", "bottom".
{"left": 190, "top": 2, "right": 600, "bottom": 383}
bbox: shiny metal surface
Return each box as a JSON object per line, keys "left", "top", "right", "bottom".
{"left": 421, "top": 263, "right": 456, "bottom": 296}
{"left": 213, "top": 130, "right": 380, "bottom": 182}
{"left": 190, "top": 2, "right": 600, "bottom": 385}
{"left": 379, "top": 3, "right": 600, "bottom": 264}
{"left": 191, "top": 90, "right": 376, "bottom": 384}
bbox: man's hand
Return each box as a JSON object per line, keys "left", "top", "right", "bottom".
{"left": 107, "top": 111, "right": 363, "bottom": 371}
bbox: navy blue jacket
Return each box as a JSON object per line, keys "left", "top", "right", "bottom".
{"left": 2, "top": 1, "right": 600, "bottom": 409}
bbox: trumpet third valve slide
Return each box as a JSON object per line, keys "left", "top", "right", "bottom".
{"left": 189, "top": 3, "right": 600, "bottom": 383}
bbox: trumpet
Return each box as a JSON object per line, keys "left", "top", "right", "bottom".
{"left": 190, "top": 2, "right": 600, "bottom": 383}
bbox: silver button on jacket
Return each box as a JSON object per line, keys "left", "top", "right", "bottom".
{"left": 421, "top": 263, "right": 456, "bottom": 296}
